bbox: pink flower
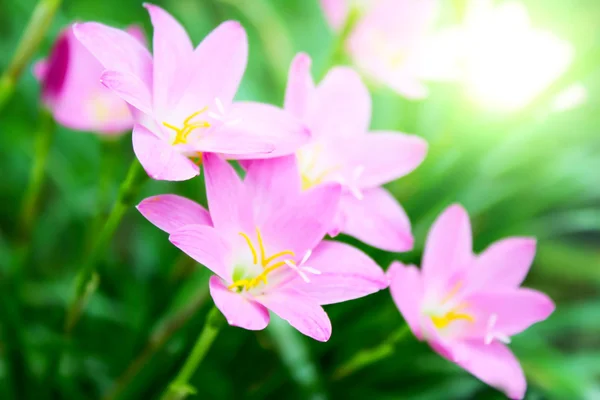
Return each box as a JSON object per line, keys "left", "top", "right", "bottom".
{"left": 137, "top": 154, "right": 388, "bottom": 341}
{"left": 33, "top": 24, "right": 145, "bottom": 134}
{"left": 279, "top": 53, "right": 427, "bottom": 252}
{"left": 321, "top": 0, "right": 443, "bottom": 99}
{"left": 388, "top": 204, "right": 555, "bottom": 399}
{"left": 73, "top": 4, "right": 309, "bottom": 181}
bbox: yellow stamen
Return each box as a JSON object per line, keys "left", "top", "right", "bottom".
{"left": 431, "top": 311, "right": 475, "bottom": 329}
{"left": 262, "top": 250, "right": 295, "bottom": 267}
{"left": 163, "top": 107, "right": 211, "bottom": 145}
{"left": 441, "top": 281, "right": 463, "bottom": 305}
{"left": 239, "top": 232, "right": 258, "bottom": 265}
{"left": 227, "top": 228, "right": 296, "bottom": 291}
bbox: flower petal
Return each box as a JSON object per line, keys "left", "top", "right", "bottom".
{"left": 255, "top": 289, "right": 332, "bottom": 342}
{"left": 202, "top": 153, "right": 252, "bottom": 236}
{"left": 169, "top": 225, "right": 231, "bottom": 279}
{"left": 297, "top": 241, "right": 387, "bottom": 305}
{"left": 244, "top": 156, "right": 303, "bottom": 223}
{"left": 465, "top": 288, "right": 555, "bottom": 338}
{"left": 308, "top": 67, "right": 371, "bottom": 138}
{"left": 320, "top": 0, "right": 349, "bottom": 30}
{"left": 209, "top": 276, "right": 270, "bottom": 330}
{"left": 217, "top": 102, "right": 310, "bottom": 159}
{"left": 144, "top": 4, "right": 193, "bottom": 114}
{"left": 337, "top": 188, "right": 413, "bottom": 252}
{"left": 100, "top": 70, "right": 152, "bottom": 115}
{"left": 456, "top": 340, "right": 527, "bottom": 400}
{"left": 340, "top": 131, "right": 428, "bottom": 188}
{"left": 284, "top": 53, "right": 315, "bottom": 119}
{"left": 469, "top": 238, "right": 537, "bottom": 290}
{"left": 199, "top": 129, "right": 275, "bottom": 155}
{"left": 73, "top": 22, "right": 152, "bottom": 85}
{"left": 260, "top": 182, "right": 342, "bottom": 257}
{"left": 137, "top": 194, "right": 212, "bottom": 234}
{"left": 132, "top": 124, "right": 200, "bottom": 181}
{"left": 422, "top": 204, "right": 473, "bottom": 292}
{"left": 173, "top": 21, "right": 247, "bottom": 116}
{"left": 388, "top": 261, "right": 425, "bottom": 339}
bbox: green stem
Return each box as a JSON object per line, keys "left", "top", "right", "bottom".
{"left": 160, "top": 306, "right": 224, "bottom": 400}
{"left": 15, "top": 109, "right": 55, "bottom": 266}
{"left": 64, "top": 158, "right": 147, "bottom": 333}
{"left": 0, "top": 0, "right": 62, "bottom": 112}
{"left": 103, "top": 288, "right": 209, "bottom": 400}
{"left": 86, "top": 137, "right": 121, "bottom": 252}
{"left": 266, "top": 315, "right": 327, "bottom": 399}
{"left": 332, "top": 324, "right": 411, "bottom": 380}
{"left": 320, "top": 5, "right": 361, "bottom": 79}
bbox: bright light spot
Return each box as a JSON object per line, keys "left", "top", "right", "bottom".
{"left": 551, "top": 83, "right": 587, "bottom": 112}
{"left": 433, "top": 0, "right": 575, "bottom": 110}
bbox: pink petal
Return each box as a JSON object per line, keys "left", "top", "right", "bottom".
{"left": 72, "top": 22, "right": 152, "bottom": 86}
{"left": 308, "top": 67, "right": 371, "bottom": 138}
{"left": 255, "top": 289, "right": 332, "bottom": 342}
{"left": 422, "top": 204, "right": 473, "bottom": 293}
{"left": 144, "top": 4, "right": 193, "bottom": 114}
{"left": 199, "top": 129, "right": 275, "bottom": 155}
{"left": 297, "top": 241, "right": 387, "bottom": 305}
{"left": 456, "top": 340, "right": 527, "bottom": 399}
{"left": 169, "top": 225, "right": 232, "bottom": 280}
{"left": 173, "top": 21, "right": 247, "bottom": 116}
{"left": 388, "top": 261, "right": 425, "bottom": 339}
{"left": 244, "top": 156, "right": 303, "bottom": 223}
{"left": 42, "top": 27, "right": 135, "bottom": 134}
{"left": 209, "top": 276, "right": 270, "bottom": 330}
{"left": 284, "top": 53, "right": 315, "bottom": 119}
{"left": 259, "top": 183, "right": 342, "bottom": 258}
{"left": 202, "top": 153, "right": 252, "bottom": 236}
{"left": 341, "top": 131, "right": 428, "bottom": 188}
{"left": 132, "top": 124, "right": 199, "bottom": 181}
{"left": 100, "top": 70, "right": 152, "bottom": 115}
{"left": 465, "top": 288, "right": 555, "bottom": 338}
{"left": 468, "top": 238, "right": 537, "bottom": 290}
{"left": 320, "top": 0, "right": 349, "bottom": 30}
{"left": 337, "top": 188, "right": 413, "bottom": 252}
{"left": 137, "top": 194, "right": 212, "bottom": 234}
{"left": 217, "top": 102, "right": 310, "bottom": 159}
{"left": 32, "top": 59, "right": 48, "bottom": 81}
{"left": 125, "top": 24, "right": 147, "bottom": 46}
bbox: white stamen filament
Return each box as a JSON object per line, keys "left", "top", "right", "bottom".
{"left": 484, "top": 313, "right": 511, "bottom": 345}
{"left": 284, "top": 249, "right": 320, "bottom": 283}
{"left": 215, "top": 97, "right": 225, "bottom": 114}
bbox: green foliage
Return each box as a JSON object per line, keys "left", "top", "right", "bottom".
{"left": 0, "top": 0, "right": 599, "bottom": 399}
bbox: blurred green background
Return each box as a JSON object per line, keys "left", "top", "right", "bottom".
{"left": 1, "top": 0, "right": 599, "bottom": 399}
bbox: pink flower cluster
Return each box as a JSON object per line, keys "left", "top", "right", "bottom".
{"left": 37, "top": 4, "right": 554, "bottom": 399}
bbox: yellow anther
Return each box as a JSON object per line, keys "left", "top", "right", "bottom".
{"left": 239, "top": 232, "right": 258, "bottom": 265}
{"left": 163, "top": 107, "right": 211, "bottom": 145}
{"left": 262, "top": 250, "right": 295, "bottom": 267}
{"left": 229, "top": 228, "right": 296, "bottom": 291}
{"left": 431, "top": 311, "right": 475, "bottom": 329}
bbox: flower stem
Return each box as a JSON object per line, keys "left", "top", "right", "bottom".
{"left": 320, "top": 5, "right": 361, "bottom": 79}
{"left": 64, "top": 158, "right": 147, "bottom": 333}
{"left": 266, "top": 315, "right": 328, "bottom": 399}
{"left": 15, "top": 109, "right": 55, "bottom": 264}
{"left": 160, "top": 306, "right": 224, "bottom": 400}
{"left": 332, "top": 324, "right": 411, "bottom": 380}
{"left": 0, "top": 0, "right": 62, "bottom": 112}
{"left": 102, "top": 285, "right": 209, "bottom": 400}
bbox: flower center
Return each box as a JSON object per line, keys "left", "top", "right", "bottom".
{"left": 228, "top": 228, "right": 296, "bottom": 292}
{"left": 427, "top": 281, "right": 475, "bottom": 330}
{"left": 297, "top": 146, "right": 341, "bottom": 191}
{"left": 163, "top": 107, "right": 211, "bottom": 145}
